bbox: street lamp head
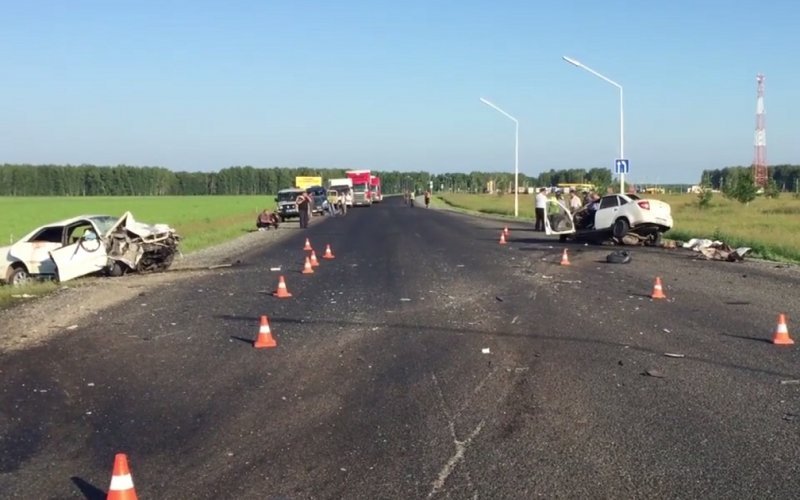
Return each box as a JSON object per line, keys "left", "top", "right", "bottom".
{"left": 562, "top": 55, "right": 581, "bottom": 67}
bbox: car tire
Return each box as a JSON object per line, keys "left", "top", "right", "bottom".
{"left": 612, "top": 218, "right": 630, "bottom": 239}
{"left": 108, "top": 261, "right": 128, "bottom": 277}
{"left": 7, "top": 265, "right": 31, "bottom": 286}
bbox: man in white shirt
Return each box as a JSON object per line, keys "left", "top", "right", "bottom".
{"left": 534, "top": 188, "right": 548, "bottom": 231}
{"left": 569, "top": 189, "right": 583, "bottom": 213}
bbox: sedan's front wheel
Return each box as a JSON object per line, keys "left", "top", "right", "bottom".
{"left": 8, "top": 265, "right": 31, "bottom": 286}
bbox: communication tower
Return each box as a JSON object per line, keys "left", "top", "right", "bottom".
{"left": 752, "top": 74, "right": 768, "bottom": 188}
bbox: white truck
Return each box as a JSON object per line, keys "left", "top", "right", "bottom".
{"left": 328, "top": 178, "right": 353, "bottom": 206}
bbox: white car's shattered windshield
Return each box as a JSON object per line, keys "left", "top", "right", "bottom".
{"left": 88, "top": 216, "right": 120, "bottom": 235}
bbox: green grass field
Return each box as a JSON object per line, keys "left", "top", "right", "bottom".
{"left": 438, "top": 192, "right": 800, "bottom": 262}
{"left": 0, "top": 196, "right": 275, "bottom": 307}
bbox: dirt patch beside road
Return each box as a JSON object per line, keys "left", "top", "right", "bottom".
{"left": 0, "top": 222, "right": 318, "bottom": 354}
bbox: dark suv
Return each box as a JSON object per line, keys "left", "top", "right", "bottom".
{"left": 306, "top": 186, "right": 328, "bottom": 215}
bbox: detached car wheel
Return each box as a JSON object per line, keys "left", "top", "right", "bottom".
{"left": 7, "top": 265, "right": 31, "bottom": 286}
{"left": 612, "top": 218, "right": 630, "bottom": 240}
{"left": 107, "top": 261, "right": 128, "bottom": 277}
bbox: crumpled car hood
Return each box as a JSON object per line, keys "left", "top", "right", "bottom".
{"left": 106, "top": 212, "right": 177, "bottom": 240}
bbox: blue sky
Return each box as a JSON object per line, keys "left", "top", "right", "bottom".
{"left": 1, "top": 0, "right": 797, "bottom": 183}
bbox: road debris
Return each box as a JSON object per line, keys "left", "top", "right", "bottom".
{"left": 511, "top": 315, "right": 519, "bottom": 324}
{"left": 663, "top": 328, "right": 672, "bottom": 333}
{"left": 495, "top": 296, "right": 503, "bottom": 302}
{"left": 683, "top": 238, "right": 751, "bottom": 262}
{"left": 664, "top": 353, "right": 685, "bottom": 358}
{"left": 606, "top": 250, "right": 632, "bottom": 264}
{"left": 11, "top": 294, "right": 36, "bottom": 298}
{"left": 481, "top": 348, "right": 491, "bottom": 354}
{"left": 642, "top": 369, "right": 665, "bottom": 378}
{"left": 269, "top": 266, "right": 282, "bottom": 271}
{"left": 400, "top": 298, "right": 411, "bottom": 302}
{"left": 780, "top": 380, "right": 800, "bottom": 385}
{"left": 66, "top": 325, "right": 78, "bottom": 331}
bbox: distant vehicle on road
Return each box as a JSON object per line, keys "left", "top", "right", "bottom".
{"left": 275, "top": 188, "right": 305, "bottom": 221}
{"left": 306, "top": 186, "right": 328, "bottom": 215}
{"left": 346, "top": 170, "right": 372, "bottom": 206}
{"left": 545, "top": 193, "right": 673, "bottom": 246}
{"left": 328, "top": 178, "right": 353, "bottom": 206}
{"left": 370, "top": 175, "right": 383, "bottom": 203}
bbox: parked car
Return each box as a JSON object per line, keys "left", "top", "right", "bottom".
{"left": 544, "top": 193, "right": 673, "bottom": 245}
{"left": 0, "top": 212, "right": 180, "bottom": 285}
{"left": 275, "top": 188, "right": 306, "bottom": 221}
{"left": 306, "top": 186, "right": 328, "bottom": 215}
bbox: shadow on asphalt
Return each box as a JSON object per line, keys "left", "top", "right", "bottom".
{"left": 230, "top": 335, "right": 255, "bottom": 345}
{"left": 213, "top": 315, "right": 795, "bottom": 378}
{"left": 71, "top": 477, "right": 105, "bottom": 500}
{"left": 721, "top": 333, "right": 774, "bottom": 345}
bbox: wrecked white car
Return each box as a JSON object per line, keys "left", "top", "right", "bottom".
{"left": 0, "top": 212, "right": 180, "bottom": 285}
{"left": 545, "top": 194, "right": 673, "bottom": 246}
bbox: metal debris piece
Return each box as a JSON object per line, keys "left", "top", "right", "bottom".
{"left": 642, "top": 369, "right": 665, "bottom": 378}
{"left": 664, "top": 353, "right": 685, "bottom": 358}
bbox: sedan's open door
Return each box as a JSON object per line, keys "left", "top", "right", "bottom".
{"left": 50, "top": 232, "right": 108, "bottom": 282}
{"left": 544, "top": 199, "right": 576, "bottom": 235}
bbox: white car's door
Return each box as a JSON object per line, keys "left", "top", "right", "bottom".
{"left": 50, "top": 235, "right": 108, "bottom": 282}
{"left": 544, "top": 199, "right": 576, "bottom": 235}
{"left": 594, "top": 195, "right": 621, "bottom": 230}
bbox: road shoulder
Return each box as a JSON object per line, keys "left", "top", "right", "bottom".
{"left": 0, "top": 218, "right": 325, "bottom": 353}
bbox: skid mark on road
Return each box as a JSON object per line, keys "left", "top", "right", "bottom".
{"left": 428, "top": 373, "right": 486, "bottom": 499}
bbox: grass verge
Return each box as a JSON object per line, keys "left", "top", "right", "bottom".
{"left": 0, "top": 195, "right": 275, "bottom": 308}
{"left": 437, "top": 192, "right": 800, "bottom": 263}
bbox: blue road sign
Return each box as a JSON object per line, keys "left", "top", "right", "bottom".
{"left": 615, "top": 159, "right": 629, "bottom": 174}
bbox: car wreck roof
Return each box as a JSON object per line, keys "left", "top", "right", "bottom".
{"left": 45, "top": 214, "right": 116, "bottom": 227}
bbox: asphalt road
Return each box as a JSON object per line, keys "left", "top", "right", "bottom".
{"left": 2, "top": 196, "right": 800, "bottom": 499}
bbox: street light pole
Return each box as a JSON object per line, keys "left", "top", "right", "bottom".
{"left": 562, "top": 56, "right": 625, "bottom": 194}
{"left": 480, "top": 97, "right": 519, "bottom": 217}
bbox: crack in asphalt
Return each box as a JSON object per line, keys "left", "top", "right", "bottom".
{"left": 427, "top": 373, "right": 486, "bottom": 499}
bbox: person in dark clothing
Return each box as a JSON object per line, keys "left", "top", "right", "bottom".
{"left": 297, "top": 192, "right": 311, "bottom": 228}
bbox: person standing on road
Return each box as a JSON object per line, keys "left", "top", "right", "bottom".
{"left": 424, "top": 190, "right": 431, "bottom": 208}
{"left": 569, "top": 189, "right": 583, "bottom": 213}
{"left": 297, "top": 191, "right": 311, "bottom": 228}
{"left": 535, "top": 188, "right": 548, "bottom": 231}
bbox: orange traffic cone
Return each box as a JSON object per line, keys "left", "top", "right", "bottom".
{"left": 107, "top": 453, "right": 138, "bottom": 500}
{"left": 273, "top": 275, "right": 292, "bottom": 298}
{"left": 499, "top": 231, "right": 507, "bottom": 245}
{"left": 773, "top": 314, "right": 794, "bottom": 345}
{"left": 651, "top": 277, "right": 667, "bottom": 299}
{"left": 310, "top": 250, "right": 320, "bottom": 267}
{"left": 254, "top": 315, "right": 277, "bottom": 348}
{"left": 560, "top": 248, "right": 571, "bottom": 266}
{"left": 302, "top": 256, "right": 314, "bottom": 274}
{"left": 303, "top": 238, "right": 312, "bottom": 251}
{"left": 322, "top": 244, "right": 335, "bottom": 259}
{"left": 503, "top": 226, "right": 509, "bottom": 236}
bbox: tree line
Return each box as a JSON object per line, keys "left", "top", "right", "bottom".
{"left": 701, "top": 164, "right": 800, "bottom": 192}
{"left": 0, "top": 164, "right": 618, "bottom": 197}
{"left": 3, "top": 163, "right": 797, "bottom": 197}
